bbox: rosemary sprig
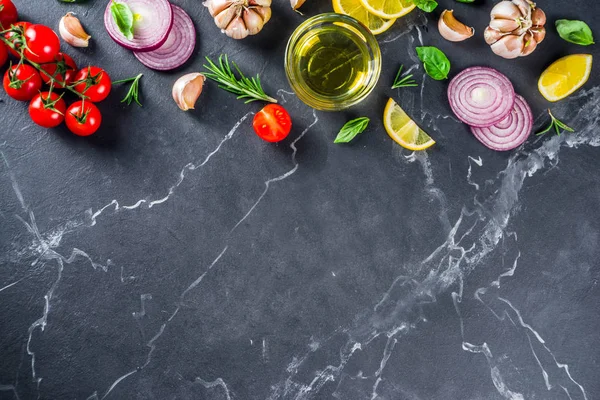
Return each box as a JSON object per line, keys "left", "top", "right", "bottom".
{"left": 536, "top": 109, "right": 574, "bottom": 136}
{"left": 203, "top": 55, "right": 277, "bottom": 104}
{"left": 113, "top": 73, "right": 143, "bottom": 106}
{"left": 392, "top": 64, "right": 418, "bottom": 89}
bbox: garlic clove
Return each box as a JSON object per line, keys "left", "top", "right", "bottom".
{"left": 224, "top": 15, "right": 249, "bottom": 40}
{"left": 214, "top": 6, "right": 238, "bottom": 30}
{"left": 438, "top": 10, "right": 474, "bottom": 42}
{"left": 290, "top": 0, "right": 306, "bottom": 10}
{"left": 254, "top": 6, "right": 271, "bottom": 25}
{"left": 243, "top": 9, "right": 264, "bottom": 36}
{"left": 59, "top": 12, "right": 91, "bottom": 48}
{"left": 172, "top": 73, "right": 205, "bottom": 111}
{"left": 490, "top": 1, "right": 522, "bottom": 20}
{"left": 250, "top": 0, "right": 271, "bottom": 6}
{"left": 521, "top": 32, "right": 537, "bottom": 56}
{"left": 531, "top": 7, "right": 546, "bottom": 27}
{"left": 484, "top": 26, "right": 504, "bottom": 45}
{"left": 490, "top": 34, "right": 525, "bottom": 59}
{"left": 489, "top": 18, "right": 520, "bottom": 33}
{"left": 512, "top": 0, "right": 533, "bottom": 19}
{"left": 530, "top": 26, "right": 546, "bottom": 44}
{"left": 203, "top": 0, "right": 234, "bottom": 17}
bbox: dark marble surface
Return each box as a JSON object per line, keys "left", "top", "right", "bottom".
{"left": 1, "top": 0, "right": 599, "bottom": 399}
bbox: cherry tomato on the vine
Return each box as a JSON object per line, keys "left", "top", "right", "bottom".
{"left": 23, "top": 24, "right": 60, "bottom": 64}
{"left": 3, "top": 64, "right": 42, "bottom": 101}
{"left": 40, "top": 53, "right": 77, "bottom": 88}
{"left": 65, "top": 101, "right": 102, "bottom": 136}
{"left": 0, "top": 0, "right": 18, "bottom": 30}
{"left": 0, "top": 43, "right": 7, "bottom": 67}
{"left": 29, "top": 91, "right": 66, "bottom": 128}
{"left": 252, "top": 104, "right": 292, "bottom": 142}
{"left": 4, "top": 21, "right": 30, "bottom": 58}
{"left": 73, "top": 66, "right": 111, "bottom": 102}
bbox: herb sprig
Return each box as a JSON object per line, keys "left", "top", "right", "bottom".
{"left": 392, "top": 65, "right": 418, "bottom": 89}
{"left": 113, "top": 73, "right": 143, "bottom": 106}
{"left": 203, "top": 55, "right": 276, "bottom": 104}
{"left": 334, "top": 117, "right": 370, "bottom": 143}
{"left": 536, "top": 109, "right": 574, "bottom": 136}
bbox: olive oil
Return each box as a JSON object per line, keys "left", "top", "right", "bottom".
{"left": 296, "top": 26, "right": 370, "bottom": 99}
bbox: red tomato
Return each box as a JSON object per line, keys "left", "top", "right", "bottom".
{"left": 29, "top": 91, "right": 66, "bottom": 128}
{"left": 73, "top": 66, "right": 111, "bottom": 102}
{"left": 40, "top": 53, "right": 77, "bottom": 88}
{"left": 253, "top": 104, "right": 292, "bottom": 142}
{"left": 3, "top": 64, "right": 42, "bottom": 101}
{"left": 23, "top": 24, "right": 60, "bottom": 64}
{"left": 65, "top": 101, "right": 102, "bottom": 136}
{"left": 0, "top": 43, "right": 7, "bottom": 67}
{"left": 0, "top": 0, "right": 18, "bottom": 30}
{"left": 4, "top": 21, "right": 30, "bottom": 58}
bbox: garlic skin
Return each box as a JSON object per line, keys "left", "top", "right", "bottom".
{"left": 438, "top": 10, "right": 474, "bottom": 42}
{"left": 203, "top": 0, "right": 271, "bottom": 40}
{"left": 59, "top": 12, "right": 91, "bottom": 48}
{"left": 290, "top": 0, "right": 306, "bottom": 10}
{"left": 485, "top": 0, "right": 546, "bottom": 59}
{"left": 172, "top": 73, "right": 205, "bottom": 111}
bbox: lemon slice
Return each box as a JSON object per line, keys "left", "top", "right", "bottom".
{"left": 332, "top": 0, "right": 396, "bottom": 35}
{"left": 383, "top": 98, "right": 435, "bottom": 150}
{"left": 538, "top": 54, "right": 592, "bottom": 102}
{"left": 358, "top": 0, "right": 415, "bottom": 19}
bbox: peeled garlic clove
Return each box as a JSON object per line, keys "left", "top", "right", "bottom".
{"left": 531, "top": 7, "right": 546, "bottom": 26}
{"left": 484, "top": 26, "right": 503, "bottom": 45}
{"left": 203, "top": 0, "right": 234, "bottom": 17}
{"left": 173, "top": 73, "right": 205, "bottom": 111}
{"left": 242, "top": 8, "right": 264, "bottom": 36}
{"left": 290, "top": 0, "right": 306, "bottom": 10}
{"left": 490, "top": 34, "right": 525, "bottom": 59}
{"left": 59, "top": 12, "right": 91, "bottom": 48}
{"left": 490, "top": 1, "right": 522, "bottom": 20}
{"left": 521, "top": 32, "right": 537, "bottom": 56}
{"left": 438, "top": 10, "right": 474, "bottom": 42}
{"left": 214, "top": 6, "right": 237, "bottom": 29}
{"left": 489, "top": 18, "right": 520, "bottom": 33}
{"left": 530, "top": 26, "right": 546, "bottom": 44}
{"left": 224, "top": 15, "right": 249, "bottom": 40}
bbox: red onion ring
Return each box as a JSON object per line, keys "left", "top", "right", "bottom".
{"left": 470, "top": 95, "right": 533, "bottom": 151}
{"left": 104, "top": 0, "right": 173, "bottom": 52}
{"left": 448, "top": 67, "right": 515, "bottom": 128}
{"left": 133, "top": 5, "right": 196, "bottom": 71}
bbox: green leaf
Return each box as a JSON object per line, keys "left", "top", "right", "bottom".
{"left": 334, "top": 117, "right": 369, "bottom": 143}
{"left": 412, "top": 0, "right": 437, "bottom": 12}
{"left": 556, "top": 19, "right": 595, "bottom": 46}
{"left": 415, "top": 46, "right": 451, "bottom": 80}
{"left": 110, "top": 1, "right": 134, "bottom": 41}
{"left": 455, "top": 0, "right": 476, "bottom": 3}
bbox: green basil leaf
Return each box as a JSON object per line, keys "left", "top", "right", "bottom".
{"left": 455, "top": 0, "right": 476, "bottom": 3}
{"left": 110, "top": 1, "right": 134, "bottom": 40}
{"left": 415, "top": 46, "right": 450, "bottom": 80}
{"left": 334, "top": 117, "right": 369, "bottom": 143}
{"left": 412, "top": 0, "right": 437, "bottom": 12}
{"left": 556, "top": 19, "right": 595, "bottom": 46}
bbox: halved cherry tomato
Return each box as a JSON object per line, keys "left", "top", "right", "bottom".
{"left": 0, "top": 0, "right": 18, "bottom": 30}
{"left": 65, "top": 101, "right": 102, "bottom": 136}
{"left": 73, "top": 66, "right": 111, "bottom": 102}
{"left": 0, "top": 43, "right": 7, "bottom": 67}
{"left": 3, "top": 64, "right": 42, "bottom": 101}
{"left": 40, "top": 53, "right": 77, "bottom": 88}
{"left": 252, "top": 104, "right": 292, "bottom": 143}
{"left": 4, "top": 21, "right": 30, "bottom": 58}
{"left": 29, "top": 91, "right": 66, "bottom": 128}
{"left": 23, "top": 24, "right": 60, "bottom": 64}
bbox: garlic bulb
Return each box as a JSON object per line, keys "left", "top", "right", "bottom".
{"left": 290, "top": 0, "right": 306, "bottom": 10}
{"left": 203, "top": 0, "right": 272, "bottom": 40}
{"left": 173, "top": 73, "right": 205, "bottom": 111}
{"left": 485, "top": 0, "right": 546, "bottom": 59}
{"left": 438, "top": 10, "right": 474, "bottom": 42}
{"left": 59, "top": 12, "right": 91, "bottom": 48}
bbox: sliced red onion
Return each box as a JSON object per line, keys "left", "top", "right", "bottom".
{"left": 470, "top": 95, "right": 533, "bottom": 151}
{"left": 104, "top": 0, "right": 173, "bottom": 52}
{"left": 133, "top": 5, "right": 196, "bottom": 71}
{"left": 448, "top": 66, "right": 515, "bottom": 128}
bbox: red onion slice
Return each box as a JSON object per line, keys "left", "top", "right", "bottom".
{"left": 448, "top": 66, "right": 516, "bottom": 128}
{"left": 104, "top": 0, "right": 173, "bottom": 52}
{"left": 133, "top": 5, "right": 196, "bottom": 71}
{"left": 470, "top": 95, "right": 533, "bottom": 152}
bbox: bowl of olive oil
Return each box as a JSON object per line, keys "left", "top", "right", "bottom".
{"left": 285, "top": 13, "right": 381, "bottom": 111}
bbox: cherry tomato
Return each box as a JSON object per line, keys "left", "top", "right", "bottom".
{"left": 252, "top": 104, "right": 292, "bottom": 142}
{"left": 29, "top": 91, "right": 66, "bottom": 128}
{"left": 23, "top": 24, "right": 60, "bottom": 64}
{"left": 73, "top": 66, "right": 111, "bottom": 102}
{"left": 0, "top": 43, "right": 7, "bottom": 67}
{"left": 65, "top": 101, "right": 102, "bottom": 136}
{"left": 4, "top": 21, "right": 30, "bottom": 58}
{"left": 40, "top": 53, "right": 77, "bottom": 88}
{"left": 0, "top": 0, "right": 18, "bottom": 30}
{"left": 3, "top": 64, "right": 42, "bottom": 101}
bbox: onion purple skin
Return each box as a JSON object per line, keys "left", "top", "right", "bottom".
{"left": 448, "top": 66, "right": 516, "bottom": 128}
{"left": 133, "top": 5, "right": 196, "bottom": 71}
{"left": 104, "top": 0, "right": 173, "bottom": 52}
{"left": 470, "top": 95, "right": 533, "bottom": 152}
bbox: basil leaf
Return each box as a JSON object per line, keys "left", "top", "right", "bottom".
{"left": 110, "top": 1, "right": 134, "bottom": 40}
{"left": 412, "top": 0, "right": 437, "bottom": 12}
{"left": 334, "top": 117, "right": 369, "bottom": 143}
{"left": 415, "top": 46, "right": 451, "bottom": 80}
{"left": 556, "top": 19, "right": 595, "bottom": 46}
{"left": 455, "top": 0, "right": 476, "bottom": 2}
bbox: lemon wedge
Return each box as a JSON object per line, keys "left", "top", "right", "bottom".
{"left": 332, "top": 0, "right": 396, "bottom": 35}
{"left": 358, "top": 0, "right": 415, "bottom": 19}
{"left": 383, "top": 98, "right": 435, "bottom": 151}
{"left": 538, "top": 54, "right": 592, "bottom": 102}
